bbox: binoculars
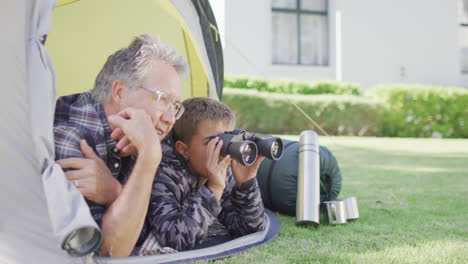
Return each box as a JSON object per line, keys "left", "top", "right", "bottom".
{"left": 212, "top": 129, "right": 284, "bottom": 166}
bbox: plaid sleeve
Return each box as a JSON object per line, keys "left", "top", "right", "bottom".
{"left": 54, "top": 124, "right": 106, "bottom": 228}
{"left": 148, "top": 164, "right": 222, "bottom": 251}
{"left": 54, "top": 125, "right": 85, "bottom": 160}
{"left": 218, "top": 168, "right": 266, "bottom": 238}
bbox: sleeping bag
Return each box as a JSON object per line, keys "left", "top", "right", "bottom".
{"left": 256, "top": 140, "right": 342, "bottom": 216}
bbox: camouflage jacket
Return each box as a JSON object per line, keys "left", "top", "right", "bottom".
{"left": 148, "top": 132, "right": 266, "bottom": 251}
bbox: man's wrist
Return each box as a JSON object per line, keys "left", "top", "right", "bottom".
{"left": 105, "top": 181, "right": 123, "bottom": 207}
{"left": 132, "top": 149, "right": 161, "bottom": 182}
{"left": 138, "top": 147, "right": 162, "bottom": 166}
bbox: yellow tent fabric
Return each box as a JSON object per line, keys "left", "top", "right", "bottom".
{"left": 184, "top": 31, "right": 209, "bottom": 97}
{"left": 48, "top": 0, "right": 214, "bottom": 99}
{"left": 56, "top": 0, "right": 79, "bottom": 7}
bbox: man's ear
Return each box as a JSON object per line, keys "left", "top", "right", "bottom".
{"left": 110, "top": 80, "right": 127, "bottom": 105}
{"left": 175, "top": 140, "right": 190, "bottom": 160}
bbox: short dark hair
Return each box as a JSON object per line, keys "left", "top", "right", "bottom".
{"left": 174, "top": 97, "right": 235, "bottom": 144}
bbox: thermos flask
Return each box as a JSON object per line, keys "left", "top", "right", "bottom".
{"left": 296, "top": 130, "right": 320, "bottom": 225}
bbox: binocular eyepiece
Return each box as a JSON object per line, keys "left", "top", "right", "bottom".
{"left": 213, "top": 129, "right": 284, "bottom": 166}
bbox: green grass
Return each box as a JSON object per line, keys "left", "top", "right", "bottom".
{"left": 209, "top": 136, "right": 468, "bottom": 263}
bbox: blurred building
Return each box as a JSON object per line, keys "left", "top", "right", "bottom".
{"left": 210, "top": 0, "right": 468, "bottom": 89}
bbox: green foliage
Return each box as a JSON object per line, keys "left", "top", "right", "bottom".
{"left": 365, "top": 84, "right": 468, "bottom": 138}
{"left": 222, "top": 80, "right": 468, "bottom": 138}
{"left": 224, "top": 76, "right": 361, "bottom": 95}
{"left": 222, "top": 88, "right": 384, "bottom": 136}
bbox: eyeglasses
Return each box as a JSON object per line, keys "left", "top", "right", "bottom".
{"left": 138, "top": 85, "right": 184, "bottom": 120}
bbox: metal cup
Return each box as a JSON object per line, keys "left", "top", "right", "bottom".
{"left": 323, "top": 201, "right": 347, "bottom": 225}
{"left": 342, "top": 196, "right": 359, "bottom": 220}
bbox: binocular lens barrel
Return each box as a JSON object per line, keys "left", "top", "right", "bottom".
{"left": 254, "top": 137, "right": 284, "bottom": 160}
{"left": 226, "top": 141, "right": 257, "bottom": 166}
{"left": 271, "top": 139, "right": 283, "bottom": 159}
{"left": 216, "top": 130, "right": 284, "bottom": 166}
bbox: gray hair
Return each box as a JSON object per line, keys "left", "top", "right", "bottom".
{"left": 91, "top": 34, "right": 190, "bottom": 103}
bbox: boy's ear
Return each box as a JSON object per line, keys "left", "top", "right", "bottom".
{"left": 175, "top": 140, "right": 189, "bottom": 160}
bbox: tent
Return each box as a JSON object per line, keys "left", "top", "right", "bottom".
{"left": 47, "top": 0, "right": 224, "bottom": 99}
{"left": 0, "top": 0, "right": 279, "bottom": 263}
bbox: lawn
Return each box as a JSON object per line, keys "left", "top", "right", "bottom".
{"left": 211, "top": 136, "right": 468, "bottom": 263}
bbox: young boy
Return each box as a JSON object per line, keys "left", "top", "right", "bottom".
{"left": 148, "top": 97, "right": 266, "bottom": 251}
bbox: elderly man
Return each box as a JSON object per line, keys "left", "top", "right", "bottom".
{"left": 54, "top": 34, "right": 188, "bottom": 257}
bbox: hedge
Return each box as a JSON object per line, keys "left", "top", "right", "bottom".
{"left": 224, "top": 76, "right": 360, "bottom": 95}
{"left": 365, "top": 84, "right": 468, "bottom": 138}
{"left": 222, "top": 88, "right": 385, "bottom": 136}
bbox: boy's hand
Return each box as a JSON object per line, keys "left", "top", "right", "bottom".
{"left": 205, "top": 137, "right": 231, "bottom": 200}
{"left": 231, "top": 156, "right": 265, "bottom": 188}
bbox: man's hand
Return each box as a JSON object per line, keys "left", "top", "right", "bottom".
{"left": 108, "top": 108, "right": 162, "bottom": 164}
{"left": 231, "top": 155, "right": 265, "bottom": 188}
{"left": 204, "top": 137, "right": 231, "bottom": 200}
{"left": 57, "top": 140, "right": 122, "bottom": 207}
{"left": 100, "top": 107, "right": 163, "bottom": 257}
{"left": 110, "top": 127, "right": 137, "bottom": 157}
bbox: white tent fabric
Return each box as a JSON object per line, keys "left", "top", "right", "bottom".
{"left": 0, "top": 0, "right": 100, "bottom": 263}
{"left": 27, "top": 0, "right": 101, "bottom": 257}
{"left": 0, "top": 0, "right": 67, "bottom": 263}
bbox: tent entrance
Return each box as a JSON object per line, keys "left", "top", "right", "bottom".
{"left": 95, "top": 210, "right": 280, "bottom": 264}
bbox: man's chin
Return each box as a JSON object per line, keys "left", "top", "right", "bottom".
{"left": 156, "top": 134, "right": 163, "bottom": 142}
{"left": 159, "top": 131, "right": 170, "bottom": 141}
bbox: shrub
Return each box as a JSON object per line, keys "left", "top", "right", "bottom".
{"left": 224, "top": 76, "right": 250, "bottom": 90}
{"left": 222, "top": 88, "right": 384, "bottom": 136}
{"left": 295, "top": 81, "right": 361, "bottom": 95}
{"left": 224, "top": 76, "right": 360, "bottom": 95}
{"left": 365, "top": 84, "right": 468, "bottom": 138}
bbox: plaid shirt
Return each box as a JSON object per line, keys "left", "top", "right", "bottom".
{"left": 53, "top": 91, "right": 149, "bottom": 248}
{"left": 148, "top": 132, "right": 266, "bottom": 251}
